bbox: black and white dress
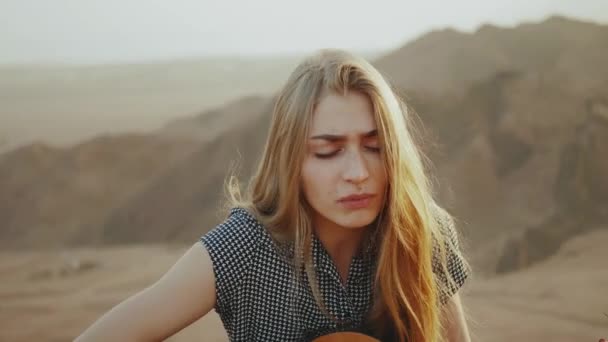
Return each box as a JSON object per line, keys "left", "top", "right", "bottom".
{"left": 199, "top": 207, "right": 468, "bottom": 342}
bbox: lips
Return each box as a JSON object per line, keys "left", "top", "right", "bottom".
{"left": 338, "top": 193, "right": 375, "bottom": 209}
{"left": 338, "top": 193, "right": 375, "bottom": 202}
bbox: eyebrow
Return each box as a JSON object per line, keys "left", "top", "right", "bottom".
{"left": 309, "top": 129, "right": 378, "bottom": 142}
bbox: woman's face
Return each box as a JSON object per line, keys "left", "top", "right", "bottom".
{"left": 301, "top": 90, "right": 387, "bottom": 231}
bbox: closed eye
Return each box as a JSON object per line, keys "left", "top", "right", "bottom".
{"left": 315, "top": 150, "right": 341, "bottom": 159}
{"left": 315, "top": 146, "right": 380, "bottom": 159}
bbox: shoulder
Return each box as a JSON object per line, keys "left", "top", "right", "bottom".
{"left": 430, "top": 203, "right": 460, "bottom": 246}
{"left": 201, "top": 207, "right": 266, "bottom": 253}
{"left": 199, "top": 207, "right": 267, "bottom": 292}
{"left": 429, "top": 203, "right": 470, "bottom": 304}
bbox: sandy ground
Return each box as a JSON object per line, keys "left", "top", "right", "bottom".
{"left": 1, "top": 230, "right": 606, "bottom": 342}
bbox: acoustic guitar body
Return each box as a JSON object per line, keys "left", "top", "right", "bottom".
{"left": 311, "top": 331, "right": 381, "bottom": 342}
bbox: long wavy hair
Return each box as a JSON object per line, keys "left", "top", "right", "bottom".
{"left": 226, "top": 49, "right": 459, "bottom": 342}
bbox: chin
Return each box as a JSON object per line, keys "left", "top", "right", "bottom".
{"left": 334, "top": 208, "right": 380, "bottom": 229}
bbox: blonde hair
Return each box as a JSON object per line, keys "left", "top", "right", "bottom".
{"left": 227, "top": 49, "right": 462, "bottom": 342}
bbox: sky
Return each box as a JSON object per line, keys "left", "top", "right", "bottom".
{"left": 1, "top": 0, "right": 607, "bottom": 65}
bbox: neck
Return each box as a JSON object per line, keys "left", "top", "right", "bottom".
{"left": 312, "top": 214, "right": 369, "bottom": 282}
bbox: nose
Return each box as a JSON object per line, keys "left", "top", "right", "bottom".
{"left": 342, "top": 148, "right": 370, "bottom": 185}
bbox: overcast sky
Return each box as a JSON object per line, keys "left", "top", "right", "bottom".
{"left": 1, "top": 0, "right": 607, "bottom": 65}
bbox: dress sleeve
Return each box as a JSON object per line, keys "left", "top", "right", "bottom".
{"left": 199, "top": 207, "right": 263, "bottom": 315}
{"left": 431, "top": 205, "right": 470, "bottom": 305}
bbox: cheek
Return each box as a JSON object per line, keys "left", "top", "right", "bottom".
{"left": 370, "top": 157, "right": 388, "bottom": 188}
{"left": 301, "top": 157, "right": 336, "bottom": 200}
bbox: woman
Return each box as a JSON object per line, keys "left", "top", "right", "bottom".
{"left": 76, "top": 49, "right": 471, "bottom": 342}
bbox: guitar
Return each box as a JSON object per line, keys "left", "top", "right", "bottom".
{"left": 312, "top": 331, "right": 380, "bottom": 342}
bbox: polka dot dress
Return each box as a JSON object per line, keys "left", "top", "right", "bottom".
{"left": 200, "top": 207, "right": 468, "bottom": 341}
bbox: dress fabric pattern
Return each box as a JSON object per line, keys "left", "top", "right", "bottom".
{"left": 200, "top": 207, "right": 468, "bottom": 342}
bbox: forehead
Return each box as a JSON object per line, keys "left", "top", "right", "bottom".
{"left": 309, "top": 91, "right": 375, "bottom": 135}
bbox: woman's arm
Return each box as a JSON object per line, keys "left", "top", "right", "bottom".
{"left": 75, "top": 242, "right": 216, "bottom": 342}
{"left": 441, "top": 293, "right": 471, "bottom": 342}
